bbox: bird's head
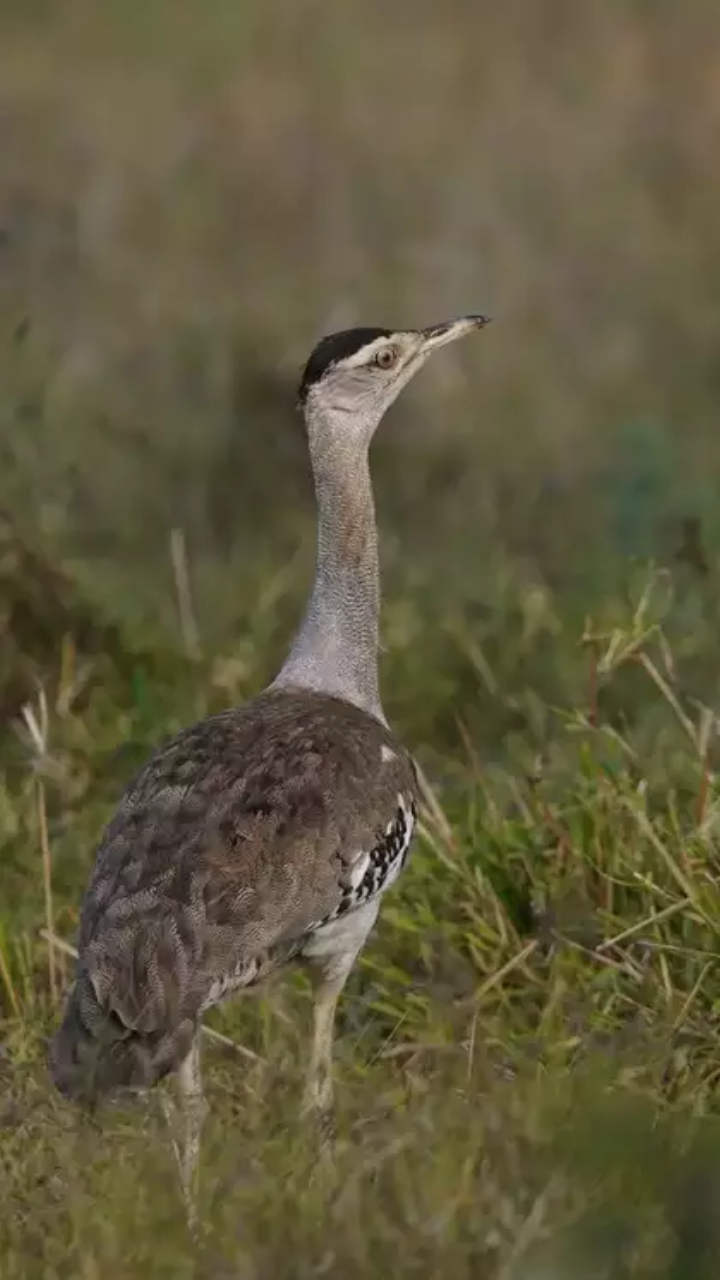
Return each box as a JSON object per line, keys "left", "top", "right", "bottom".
{"left": 298, "top": 315, "right": 491, "bottom": 444}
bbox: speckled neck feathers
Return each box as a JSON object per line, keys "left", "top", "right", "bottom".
{"left": 272, "top": 402, "right": 384, "bottom": 722}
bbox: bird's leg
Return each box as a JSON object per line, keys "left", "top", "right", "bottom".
{"left": 300, "top": 901, "right": 380, "bottom": 1134}
{"left": 302, "top": 970, "right": 347, "bottom": 1123}
{"left": 161, "top": 1034, "right": 207, "bottom": 1226}
{"left": 177, "top": 1036, "right": 207, "bottom": 1214}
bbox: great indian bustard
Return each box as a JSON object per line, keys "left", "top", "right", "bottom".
{"left": 49, "top": 314, "right": 490, "bottom": 1211}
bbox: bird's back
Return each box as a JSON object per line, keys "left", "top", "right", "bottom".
{"left": 50, "top": 689, "right": 417, "bottom": 1102}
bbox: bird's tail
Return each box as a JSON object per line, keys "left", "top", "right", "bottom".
{"left": 49, "top": 952, "right": 198, "bottom": 1106}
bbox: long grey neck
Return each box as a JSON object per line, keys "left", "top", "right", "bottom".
{"left": 272, "top": 409, "right": 385, "bottom": 723}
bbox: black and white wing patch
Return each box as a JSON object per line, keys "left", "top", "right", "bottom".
{"left": 312, "top": 792, "right": 417, "bottom": 933}
{"left": 343, "top": 793, "right": 416, "bottom": 909}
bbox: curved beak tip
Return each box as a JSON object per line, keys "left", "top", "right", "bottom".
{"left": 421, "top": 313, "right": 493, "bottom": 351}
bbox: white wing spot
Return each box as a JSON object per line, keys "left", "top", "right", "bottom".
{"left": 381, "top": 744, "right": 397, "bottom": 763}
{"left": 348, "top": 850, "right": 371, "bottom": 889}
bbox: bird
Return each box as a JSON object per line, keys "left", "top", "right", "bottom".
{"left": 48, "top": 314, "right": 491, "bottom": 1212}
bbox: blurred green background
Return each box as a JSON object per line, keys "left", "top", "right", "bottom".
{"left": 3, "top": 0, "right": 720, "bottom": 632}
{"left": 4, "top": 3, "right": 720, "bottom": 1276}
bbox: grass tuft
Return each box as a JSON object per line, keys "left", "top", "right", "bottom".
{"left": 2, "top": 540, "right": 720, "bottom": 1276}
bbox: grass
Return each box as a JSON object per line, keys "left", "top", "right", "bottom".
{"left": 3, "top": 0, "right": 720, "bottom": 1272}
{"left": 3, "top": 540, "right": 720, "bottom": 1277}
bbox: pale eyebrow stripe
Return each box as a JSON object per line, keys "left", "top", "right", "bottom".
{"left": 339, "top": 335, "right": 409, "bottom": 371}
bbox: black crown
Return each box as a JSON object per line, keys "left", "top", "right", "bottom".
{"left": 298, "top": 327, "right": 394, "bottom": 404}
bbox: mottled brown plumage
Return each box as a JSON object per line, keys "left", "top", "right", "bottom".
{"left": 51, "top": 689, "right": 416, "bottom": 1101}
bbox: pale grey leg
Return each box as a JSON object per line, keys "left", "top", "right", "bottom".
{"left": 302, "top": 968, "right": 350, "bottom": 1119}
{"left": 162, "top": 1034, "right": 207, "bottom": 1225}
{"left": 300, "top": 900, "right": 379, "bottom": 1124}
{"left": 177, "top": 1036, "right": 207, "bottom": 1214}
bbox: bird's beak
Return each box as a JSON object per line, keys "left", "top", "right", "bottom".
{"left": 419, "top": 314, "right": 492, "bottom": 353}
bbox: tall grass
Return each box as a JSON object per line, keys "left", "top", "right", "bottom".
{"left": 2, "top": 555, "right": 720, "bottom": 1275}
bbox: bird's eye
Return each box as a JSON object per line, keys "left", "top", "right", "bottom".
{"left": 374, "top": 346, "right": 398, "bottom": 370}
